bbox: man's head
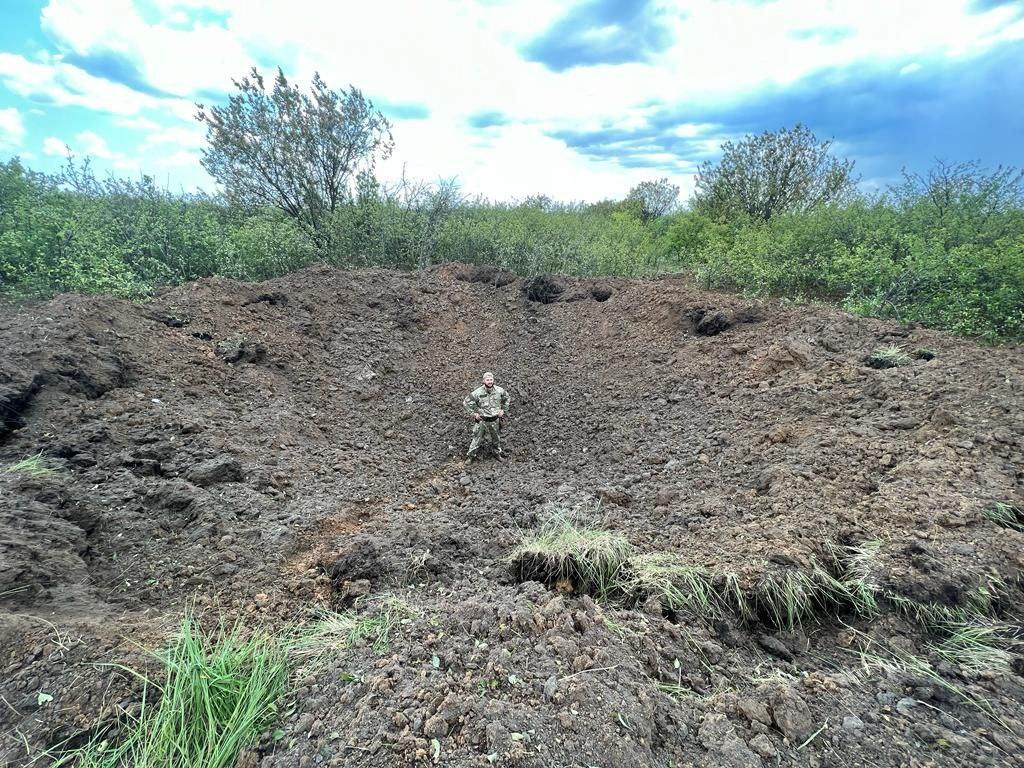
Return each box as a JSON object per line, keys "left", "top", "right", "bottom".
{"left": 482, "top": 371, "right": 495, "bottom": 389}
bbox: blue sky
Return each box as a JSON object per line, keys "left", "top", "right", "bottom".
{"left": 0, "top": 0, "right": 1021, "bottom": 201}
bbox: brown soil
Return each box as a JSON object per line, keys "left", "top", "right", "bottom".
{"left": 1, "top": 264, "right": 1022, "bottom": 767}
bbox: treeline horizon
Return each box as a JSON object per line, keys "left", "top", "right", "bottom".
{"left": 2, "top": 72, "right": 1022, "bottom": 342}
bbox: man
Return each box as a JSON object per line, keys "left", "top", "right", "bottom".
{"left": 463, "top": 372, "right": 510, "bottom": 461}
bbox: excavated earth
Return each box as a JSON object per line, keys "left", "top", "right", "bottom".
{"left": 1, "top": 263, "right": 1022, "bottom": 767}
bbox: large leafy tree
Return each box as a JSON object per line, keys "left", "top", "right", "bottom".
{"left": 693, "top": 123, "right": 857, "bottom": 221}
{"left": 197, "top": 68, "right": 393, "bottom": 249}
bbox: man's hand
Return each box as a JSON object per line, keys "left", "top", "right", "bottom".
{"left": 497, "top": 410, "right": 505, "bottom": 418}
{"left": 473, "top": 413, "right": 482, "bottom": 422}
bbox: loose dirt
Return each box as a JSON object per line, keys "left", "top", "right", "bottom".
{"left": 1, "top": 264, "right": 1022, "bottom": 767}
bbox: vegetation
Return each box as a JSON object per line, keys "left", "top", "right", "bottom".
{"left": 2, "top": 452, "right": 55, "bottom": 476}
{"left": 197, "top": 68, "right": 393, "bottom": 250}
{"left": 2, "top": 75, "right": 1022, "bottom": 344}
{"left": 864, "top": 344, "right": 913, "bottom": 369}
{"left": 55, "top": 615, "right": 289, "bottom": 768}
{"left": 692, "top": 123, "right": 857, "bottom": 220}
{"left": 509, "top": 512, "right": 633, "bottom": 598}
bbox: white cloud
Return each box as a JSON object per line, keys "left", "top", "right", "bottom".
{"left": 42, "top": 131, "right": 136, "bottom": 170}
{"left": 12, "top": 0, "right": 1024, "bottom": 198}
{"left": 42, "top": 136, "right": 69, "bottom": 156}
{"left": 0, "top": 107, "right": 26, "bottom": 148}
{"left": 0, "top": 52, "right": 157, "bottom": 116}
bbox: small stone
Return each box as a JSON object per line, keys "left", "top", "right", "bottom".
{"left": 842, "top": 715, "right": 864, "bottom": 733}
{"left": 738, "top": 698, "right": 771, "bottom": 725}
{"left": 543, "top": 676, "right": 558, "bottom": 700}
{"left": 748, "top": 733, "right": 777, "bottom": 760}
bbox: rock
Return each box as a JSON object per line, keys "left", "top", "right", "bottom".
{"left": 757, "top": 634, "right": 794, "bottom": 661}
{"left": 768, "top": 686, "right": 814, "bottom": 743}
{"left": 737, "top": 697, "right": 771, "bottom": 725}
{"left": 543, "top": 675, "right": 558, "bottom": 700}
{"left": 841, "top": 715, "right": 864, "bottom": 733}
{"left": 185, "top": 455, "right": 242, "bottom": 486}
{"left": 748, "top": 734, "right": 778, "bottom": 760}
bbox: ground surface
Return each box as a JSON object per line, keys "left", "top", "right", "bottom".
{"left": 1, "top": 264, "right": 1022, "bottom": 767}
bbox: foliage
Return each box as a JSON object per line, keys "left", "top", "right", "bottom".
{"left": 2, "top": 149, "right": 1022, "bottom": 342}
{"left": 54, "top": 615, "right": 288, "bottom": 768}
{"left": 197, "top": 68, "right": 393, "bottom": 249}
{"left": 626, "top": 177, "right": 680, "bottom": 221}
{"left": 693, "top": 123, "right": 858, "bottom": 220}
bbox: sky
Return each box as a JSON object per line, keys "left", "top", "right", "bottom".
{"left": 0, "top": 0, "right": 1021, "bottom": 202}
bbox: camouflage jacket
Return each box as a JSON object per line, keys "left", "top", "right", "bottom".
{"left": 463, "top": 385, "right": 510, "bottom": 418}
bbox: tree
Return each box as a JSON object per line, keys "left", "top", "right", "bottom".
{"left": 197, "top": 68, "right": 393, "bottom": 249}
{"left": 693, "top": 123, "right": 857, "bottom": 221}
{"left": 627, "top": 177, "right": 679, "bottom": 221}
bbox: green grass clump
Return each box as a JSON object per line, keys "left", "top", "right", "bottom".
{"left": 864, "top": 344, "right": 912, "bottom": 369}
{"left": 55, "top": 616, "right": 288, "bottom": 768}
{"left": 2, "top": 453, "right": 55, "bottom": 477}
{"left": 982, "top": 502, "right": 1024, "bottom": 532}
{"left": 624, "top": 553, "right": 731, "bottom": 621}
{"left": 510, "top": 513, "right": 633, "bottom": 598}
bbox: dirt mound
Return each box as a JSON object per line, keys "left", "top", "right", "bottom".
{"left": 2, "top": 264, "right": 1023, "bottom": 766}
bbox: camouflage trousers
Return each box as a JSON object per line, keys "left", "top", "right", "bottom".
{"left": 468, "top": 418, "right": 502, "bottom": 457}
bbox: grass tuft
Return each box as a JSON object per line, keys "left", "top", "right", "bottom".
{"left": 982, "top": 502, "right": 1024, "bottom": 532}
{"left": 54, "top": 614, "right": 288, "bottom": 768}
{"left": 623, "top": 553, "right": 729, "bottom": 621}
{"left": 509, "top": 512, "right": 633, "bottom": 598}
{"left": 865, "top": 344, "right": 912, "bottom": 369}
{"left": 2, "top": 452, "right": 55, "bottom": 477}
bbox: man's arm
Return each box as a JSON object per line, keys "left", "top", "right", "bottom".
{"left": 500, "top": 388, "right": 510, "bottom": 413}
{"left": 463, "top": 391, "right": 479, "bottom": 417}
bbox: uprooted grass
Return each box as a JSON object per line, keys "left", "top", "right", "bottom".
{"left": 2, "top": 452, "right": 55, "bottom": 476}
{"left": 849, "top": 628, "right": 1011, "bottom": 730}
{"left": 982, "top": 501, "right": 1024, "bottom": 532}
{"left": 864, "top": 344, "right": 913, "bottom": 369}
{"left": 290, "top": 597, "right": 411, "bottom": 658}
{"left": 53, "top": 615, "right": 288, "bottom": 768}
{"left": 624, "top": 553, "right": 731, "bottom": 621}
{"left": 509, "top": 512, "right": 633, "bottom": 598}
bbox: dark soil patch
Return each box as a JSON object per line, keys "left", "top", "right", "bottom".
{"left": 522, "top": 274, "right": 565, "bottom": 304}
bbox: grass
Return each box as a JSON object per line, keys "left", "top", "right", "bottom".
{"left": 982, "top": 502, "right": 1024, "bottom": 532}
{"left": 623, "top": 554, "right": 730, "bottom": 621}
{"left": 864, "top": 344, "right": 912, "bottom": 369}
{"left": 54, "top": 615, "right": 288, "bottom": 768}
{"left": 509, "top": 512, "right": 633, "bottom": 598}
{"left": 2, "top": 452, "right": 55, "bottom": 477}
{"left": 930, "top": 623, "right": 1016, "bottom": 676}
{"left": 290, "top": 598, "right": 409, "bottom": 658}
{"left": 850, "top": 628, "right": 1010, "bottom": 729}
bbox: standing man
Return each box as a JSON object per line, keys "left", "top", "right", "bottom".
{"left": 463, "top": 372, "right": 510, "bottom": 461}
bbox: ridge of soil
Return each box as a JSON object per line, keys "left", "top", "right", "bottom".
{"left": 1, "top": 263, "right": 1022, "bottom": 767}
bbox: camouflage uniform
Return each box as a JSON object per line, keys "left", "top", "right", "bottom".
{"left": 463, "top": 384, "right": 510, "bottom": 458}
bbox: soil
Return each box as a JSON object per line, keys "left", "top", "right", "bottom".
{"left": 1, "top": 263, "right": 1022, "bottom": 767}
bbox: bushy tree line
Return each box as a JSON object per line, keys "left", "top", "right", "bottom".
{"left": 1, "top": 70, "right": 1021, "bottom": 341}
